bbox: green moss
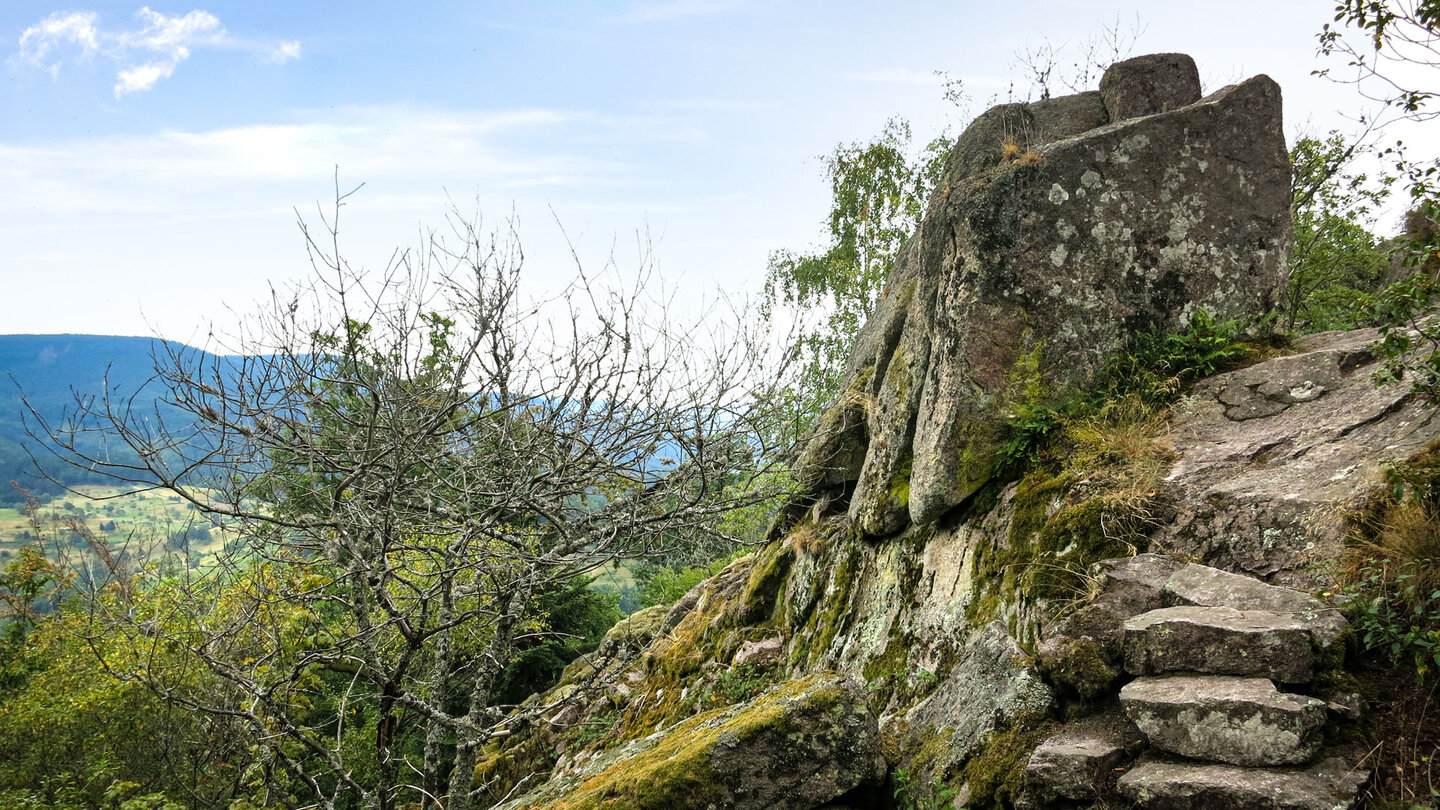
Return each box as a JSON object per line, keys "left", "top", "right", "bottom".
{"left": 1036, "top": 637, "right": 1116, "bottom": 701}
{"left": 472, "top": 730, "right": 558, "bottom": 805}
{"left": 537, "top": 676, "right": 832, "bottom": 810}
{"left": 791, "top": 543, "right": 863, "bottom": 667}
{"left": 739, "top": 542, "right": 794, "bottom": 624}
{"left": 885, "top": 453, "right": 914, "bottom": 515}
{"left": 1311, "top": 667, "right": 1364, "bottom": 699}
{"left": 894, "top": 724, "right": 957, "bottom": 788}
{"left": 969, "top": 460, "right": 1151, "bottom": 636}
{"left": 1007, "top": 340, "right": 1047, "bottom": 406}
{"left": 958, "top": 722, "right": 1055, "bottom": 809}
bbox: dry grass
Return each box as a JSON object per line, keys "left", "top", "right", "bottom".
{"left": 788, "top": 521, "right": 826, "bottom": 556}
{"left": 999, "top": 136, "right": 1044, "bottom": 167}
{"left": 1060, "top": 393, "right": 1177, "bottom": 512}
{"left": 1352, "top": 500, "right": 1440, "bottom": 596}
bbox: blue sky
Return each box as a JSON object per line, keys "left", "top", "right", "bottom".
{"left": 0, "top": 1, "right": 1411, "bottom": 340}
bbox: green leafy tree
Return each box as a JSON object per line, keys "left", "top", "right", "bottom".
{"left": 1285, "top": 131, "right": 1394, "bottom": 331}
{"left": 1316, "top": 4, "right": 1440, "bottom": 396}
{"left": 763, "top": 118, "right": 953, "bottom": 435}
{"left": 1319, "top": 0, "right": 1440, "bottom": 119}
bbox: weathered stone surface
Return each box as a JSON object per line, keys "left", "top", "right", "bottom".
{"left": 1100, "top": 53, "right": 1203, "bottom": 121}
{"left": 1037, "top": 554, "right": 1185, "bottom": 696}
{"left": 732, "top": 635, "right": 785, "bottom": 668}
{"left": 1123, "top": 606, "right": 1316, "bottom": 682}
{"left": 495, "top": 673, "right": 885, "bottom": 810}
{"left": 1152, "top": 327, "right": 1440, "bottom": 587}
{"left": 1118, "top": 757, "right": 1368, "bottom": 810}
{"left": 1162, "top": 563, "right": 1349, "bottom": 647}
{"left": 1031, "top": 91, "right": 1109, "bottom": 143}
{"left": 943, "top": 92, "right": 1110, "bottom": 182}
{"left": 1120, "top": 675, "right": 1327, "bottom": 766}
{"left": 1025, "top": 711, "right": 1143, "bottom": 803}
{"left": 891, "top": 622, "right": 1054, "bottom": 784}
{"left": 798, "top": 62, "right": 1290, "bottom": 535}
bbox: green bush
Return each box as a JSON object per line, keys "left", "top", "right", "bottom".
{"left": 1340, "top": 556, "right": 1440, "bottom": 682}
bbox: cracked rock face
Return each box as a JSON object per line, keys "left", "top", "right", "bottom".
{"left": 796, "top": 56, "right": 1290, "bottom": 536}
{"left": 1154, "top": 327, "right": 1440, "bottom": 586}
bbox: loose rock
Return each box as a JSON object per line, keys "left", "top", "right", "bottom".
{"left": 1120, "top": 675, "right": 1327, "bottom": 766}
{"left": 1024, "top": 711, "right": 1143, "bottom": 803}
{"left": 1118, "top": 756, "right": 1368, "bottom": 810}
{"left": 1122, "top": 606, "right": 1317, "bottom": 683}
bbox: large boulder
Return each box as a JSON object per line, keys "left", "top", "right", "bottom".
{"left": 1100, "top": 53, "right": 1203, "bottom": 120}
{"left": 494, "top": 673, "right": 885, "bottom": 810}
{"left": 798, "top": 59, "right": 1291, "bottom": 535}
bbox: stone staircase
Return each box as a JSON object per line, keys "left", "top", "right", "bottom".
{"left": 1025, "top": 556, "right": 1369, "bottom": 809}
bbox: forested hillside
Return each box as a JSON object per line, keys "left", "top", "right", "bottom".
{"left": 0, "top": 335, "right": 231, "bottom": 505}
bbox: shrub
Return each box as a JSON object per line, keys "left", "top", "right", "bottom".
{"left": 1341, "top": 445, "right": 1440, "bottom": 682}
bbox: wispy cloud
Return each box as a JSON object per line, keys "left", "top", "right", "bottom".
{"left": 10, "top": 6, "right": 300, "bottom": 98}
{"left": 624, "top": 0, "right": 740, "bottom": 23}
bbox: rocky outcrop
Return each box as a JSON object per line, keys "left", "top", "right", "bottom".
{"left": 796, "top": 52, "right": 1291, "bottom": 535}
{"left": 479, "top": 55, "right": 1410, "bottom": 810}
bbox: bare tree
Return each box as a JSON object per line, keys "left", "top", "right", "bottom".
{"left": 29, "top": 186, "right": 795, "bottom": 810}
{"left": 1011, "top": 14, "right": 1147, "bottom": 101}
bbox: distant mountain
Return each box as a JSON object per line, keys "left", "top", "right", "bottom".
{"left": 0, "top": 335, "right": 233, "bottom": 505}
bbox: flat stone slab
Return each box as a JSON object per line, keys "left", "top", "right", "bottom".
{"left": 1123, "top": 606, "right": 1316, "bottom": 682}
{"left": 1118, "top": 757, "right": 1368, "bottom": 810}
{"left": 1120, "top": 675, "right": 1326, "bottom": 766}
{"left": 1025, "top": 711, "right": 1143, "bottom": 803}
{"left": 1162, "top": 564, "right": 1348, "bottom": 648}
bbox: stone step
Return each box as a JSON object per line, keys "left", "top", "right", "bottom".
{"left": 1122, "top": 606, "right": 1316, "bottom": 682}
{"left": 1118, "top": 757, "right": 1368, "bottom": 810}
{"left": 1161, "top": 563, "right": 1348, "bottom": 648}
{"left": 1119, "top": 675, "right": 1326, "bottom": 766}
{"left": 1024, "top": 711, "right": 1144, "bottom": 804}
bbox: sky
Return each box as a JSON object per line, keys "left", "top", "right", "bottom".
{"left": 0, "top": 1, "right": 1427, "bottom": 343}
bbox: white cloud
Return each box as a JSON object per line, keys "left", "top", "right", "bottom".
{"left": 269, "top": 41, "right": 302, "bottom": 64}
{"left": 14, "top": 11, "right": 100, "bottom": 76}
{"left": 115, "top": 61, "right": 172, "bottom": 96}
{"left": 9, "top": 6, "right": 298, "bottom": 98}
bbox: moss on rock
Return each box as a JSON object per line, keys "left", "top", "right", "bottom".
{"left": 497, "top": 673, "right": 885, "bottom": 810}
{"left": 958, "top": 722, "right": 1057, "bottom": 808}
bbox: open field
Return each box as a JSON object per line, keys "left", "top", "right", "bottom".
{"left": 0, "top": 484, "right": 235, "bottom": 562}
